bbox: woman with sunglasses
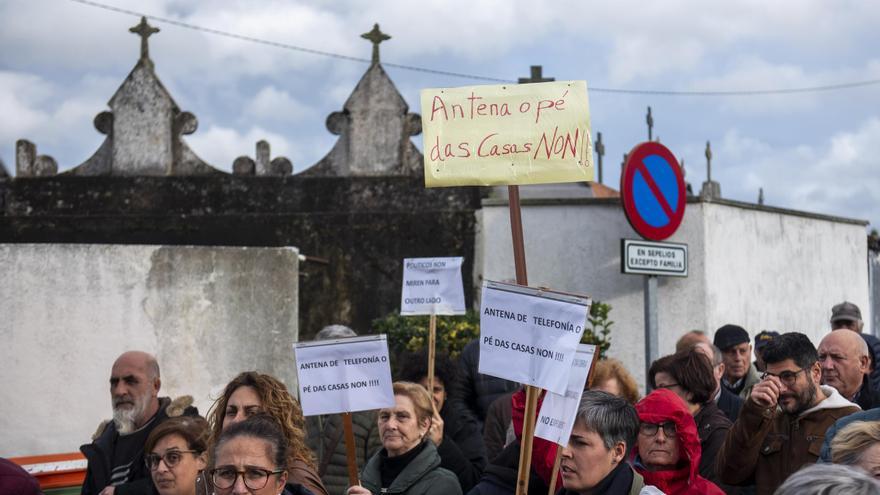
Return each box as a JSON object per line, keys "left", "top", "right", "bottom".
{"left": 144, "top": 416, "right": 210, "bottom": 495}
{"left": 633, "top": 389, "right": 724, "bottom": 495}
{"left": 211, "top": 413, "right": 314, "bottom": 495}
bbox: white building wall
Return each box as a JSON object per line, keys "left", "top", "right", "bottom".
{"left": 475, "top": 197, "right": 868, "bottom": 390}
{"left": 702, "top": 202, "right": 870, "bottom": 345}
{"left": 0, "top": 244, "right": 300, "bottom": 457}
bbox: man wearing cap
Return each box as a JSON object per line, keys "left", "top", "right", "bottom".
{"left": 831, "top": 301, "right": 880, "bottom": 391}
{"left": 715, "top": 324, "right": 761, "bottom": 400}
{"left": 754, "top": 331, "right": 779, "bottom": 372}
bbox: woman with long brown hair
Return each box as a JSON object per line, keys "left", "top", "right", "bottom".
{"left": 207, "top": 371, "right": 328, "bottom": 495}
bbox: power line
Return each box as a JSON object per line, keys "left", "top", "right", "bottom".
{"left": 68, "top": 0, "right": 880, "bottom": 95}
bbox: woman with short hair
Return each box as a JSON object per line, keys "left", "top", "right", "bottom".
{"left": 831, "top": 420, "right": 880, "bottom": 479}
{"left": 591, "top": 358, "right": 641, "bottom": 405}
{"left": 347, "top": 382, "right": 462, "bottom": 495}
{"left": 207, "top": 371, "right": 327, "bottom": 495}
{"left": 633, "top": 389, "right": 724, "bottom": 495}
{"left": 557, "top": 390, "right": 662, "bottom": 495}
{"left": 144, "top": 416, "right": 210, "bottom": 495}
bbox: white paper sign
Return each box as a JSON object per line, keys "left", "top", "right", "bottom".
{"left": 478, "top": 281, "right": 591, "bottom": 394}
{"left": 400, "top": 257, "right": 466, "bottom": 315}
{"left": 535, "top": 344, "right": 598, "bottom": 446}
{"left": 293, "top": 335, "right": 395, "bottom": 416}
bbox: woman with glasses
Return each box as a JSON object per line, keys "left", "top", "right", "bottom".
{"left": 208, "top": 371, "right": 328, "bottom": 495}
{"left": 633, "top": 389, "right": 724, "bottom": 495}
{"left": 648, "top": 349, "right": 732, "bottom": 489}
{"left": 212, "top": 413, "right": 314, "bottom": 495}
{"left": 143, "top": 416, "right": 210, "bottom": 495}
{"left": 346, "top": 382, "right": 462, "bottom": 495}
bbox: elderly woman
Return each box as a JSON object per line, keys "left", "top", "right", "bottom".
{"left": 558, "top": 390, "right": 662, "bottom": 495}
{"left": 649, "top": 349, "right": 731, "bottom": 487}
{"left": 591, "top": 358, "right": 641, "bottom": 404}
{"left": 633, "top": 389, "right": 723, "bottom": 495}
{"left": 211, "top": 413, "right": 308, "bottom": 495}
{"left": 398, "top": 350, "right": 486, "bottom": 492}
{"left": 831, "top": 420, "right": 880, "bottom": 479}
{"left": 144, "top": 416, "right": 209, "bottom": 495}
{"left": 208, "top": 371, "right": 328, "bottom": 495}
{"left": 347, "top": 382, "right": 462, "bottom": 495}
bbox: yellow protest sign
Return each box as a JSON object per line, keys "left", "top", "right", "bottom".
{"left": 420, "top": 81, "right": 593, "bottom": 187}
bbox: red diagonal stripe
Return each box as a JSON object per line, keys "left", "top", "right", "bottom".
{"left": 634, "top": 160, "right": 676, "bottom": 221}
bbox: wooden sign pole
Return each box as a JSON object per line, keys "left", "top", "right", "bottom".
{"left": 546, "top": 345, "right": 601, "bottom": 495}
{"left": 342, "top": 412, "right": 359, "bottom": 487}
{"left": 427, "top": 311, "right": 437, "bottom": 403}
{"left": 509, "top": 184, "right": 541, "bottom": 495}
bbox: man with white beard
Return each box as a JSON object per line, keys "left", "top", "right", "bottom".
{"left": 80, "top": 351, "right": 196, "bottom": 495}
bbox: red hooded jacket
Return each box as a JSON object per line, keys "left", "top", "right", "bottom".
{"left": 633, "top": 389, "right": 724, "bottom": 495}
{"left": 510, "top": 388, "right": 560, "bottom": 487}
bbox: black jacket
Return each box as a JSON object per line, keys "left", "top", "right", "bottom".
{"left": 465, "top": 439, "right": 547, "bottom": 495}
{"left": 449, "top": 340, "right": 520, "bottom": 429}
{"left": 438, "top": 401, "right": 487, "bottom": 493}
{"left": 80, "top": 397, "right": 197, "bottom": 495}
{"left": 861, "top": 333, "right": 880, "bottom": 392}
{"left": 717, "top": 386, "right": 743, "bottom": 424}
{"left": 855, "top": 375, "right": 880, "bottom": 410}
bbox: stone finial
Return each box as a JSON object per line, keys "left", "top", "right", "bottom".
{"left": 303, "top": 26, "right": 421, "bottom": 178}
{"left": 518, "top": 65, "right": 555, "bottom": 84}
{"left": 130, "top": 16, "right": 160, "bottom": 64}
{"left": 16, "top": 139, "right": 58, "bottom": 177}
{"left": 361, "top": 23, "right": 390, "bottom": 65}
{"left": 595, "top": 131, "right": 605, "bottom": 183}
{"left": 646, "top": 106, "right": 654, "bottom": 141}
{"left": 234, "top": 141, "right": 292, "bottom": 176}
{"left": 700, "top": 140, "right": 721, "bottom": 200}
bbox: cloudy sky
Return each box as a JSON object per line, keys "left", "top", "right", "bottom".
{"left": 2, "top": 0, "right": 878, "bottom": 229}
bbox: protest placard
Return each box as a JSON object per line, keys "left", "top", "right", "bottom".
{"left": 293, "top": 335, "right": 395, "bottom": 417}
{"left": 534, "top": 344, "right": 598, "bottom": 446}
{"left": 400, "top": 257, "right": 466, "bottom": 316}
{"left": 478, "top": 281, "right": 591, "bottom": 395}
{"left": 421, "top": 81, "right": 593, "bottom": 187}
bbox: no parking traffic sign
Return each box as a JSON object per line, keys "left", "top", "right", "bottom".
{"left": 620, "top": 142, "right": 686, "bottom": 241}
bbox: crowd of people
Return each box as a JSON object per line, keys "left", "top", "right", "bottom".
{"left": 4, "top": 301, "right": 880, "bottom": 495}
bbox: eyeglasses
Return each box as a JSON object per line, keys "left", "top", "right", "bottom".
{"left": 761, "top": 368, "right": 806, "bottom": 386}
{"left": 144, "top": 450, "right": 199, "bottom": 470}
{"left": 211, "top": 466, "right": 285, "bottom": 490}
{"left": 639, "top": 422, "right": 677, "bottom": 438}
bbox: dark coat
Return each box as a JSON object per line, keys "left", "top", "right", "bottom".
{"left": 360, "top": 441, "right": 461, "bottom": 495}
{"left": 449, "top": 340, "right": 520, "bottom": 429}
{"left": 482, "top": 392, "right": 514, "bottom": 463}
{"left": 695, "top": 401, "right": 735, "bottom": 493}
{"left": 716, "top": 386, "right": 744, "bottom": 424}
{"left": 465, "top": 439, "right": 547, "bottom": 495}
{"left": 855, "top": 375, "right": 880, "bottom": 411}
{"left": 305, "top": 411, "right": 380, "bottom": 495}
{"left": 80, "top": 397, "right": 197, "bottom": 495}
{"left": 859, "top": 333, "right": 880, "bottom": 391}
{"left": 438, "top": 401, "right": 487, "bottom": 493}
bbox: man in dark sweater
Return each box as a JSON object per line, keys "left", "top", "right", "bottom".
{"left": 80, "top": 351, "right": 196, "bottom": 495}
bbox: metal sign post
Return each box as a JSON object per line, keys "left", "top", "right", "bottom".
{"left": 619, "top": 141, "right": 688, "bottom": 393}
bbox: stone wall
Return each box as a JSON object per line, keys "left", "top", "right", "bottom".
{"left": 0, "top": 243, "right": 299, "bottom": 457}
{"left": 0, "top": 176, "right": 481, "bottom": 337}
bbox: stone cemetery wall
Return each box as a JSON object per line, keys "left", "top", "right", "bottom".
{"left": 0, "top": 243, "right": 299, "bottom": 456}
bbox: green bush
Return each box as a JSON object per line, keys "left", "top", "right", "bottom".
{"left": 373, "top": 310, "right": 481, "bottom": 361}
{"left": 374, "top": 300, "right": 614, "bottom": 362}
{"left": 582, "top": 300, "right": 613, "bottom": 358}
